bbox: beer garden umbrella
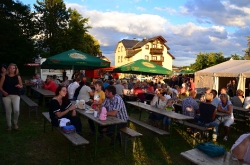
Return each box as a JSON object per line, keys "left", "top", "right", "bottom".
{"left": 180, "top": 68, "right": 194, "bottom": 75}
{"left": 113, "top": 59, "right": 172, "bottom": 75}
{"left": 41, "top": 49, "right": 110, "bottom": 70}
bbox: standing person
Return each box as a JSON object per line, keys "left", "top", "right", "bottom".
{"left": 61, "top": 76, "right": 69, "bottom": 87}
{"left": 0, "top": 63, "right": 23, "bottom": 131}
{"left": 49, "top": 85, "right": 82, "bottom": 136}
{"left": 231, "top": 80, "right": 237, "bottom": 97}
{"left": 226, "top": 80, "right": 232, "bottom": 96}
{"left": 189, "top": 78, "right": 196, "bottom": 91}
{"left": 216, "top": 93, "right": 234, "bottom": 141}
{"left": 67, "top": 78, "right": 80, "bottom": 100}
{"left": 99, "top": 85, "right": 128, "bottom": 145}
{"left": 0, "top": 64, "right": 7, "bottom": 114}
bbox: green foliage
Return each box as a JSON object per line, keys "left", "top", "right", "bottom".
{"left": 190, "top": 52, "right": 226, "bottom": 71}
{"left": 0, "top": 0, "right": 36, "bottom": 66}
{"left": 34, "top": 0, "right": 70, "bottom": 57}
{"left": 230, "top": 54, "right": 244, "bottom": 60}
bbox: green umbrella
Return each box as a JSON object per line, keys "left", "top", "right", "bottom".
{"left": 180, "top": 69, "right": 194, "bottom": 74}
{"left": 113, "top": 59, "right": 172, "bottom": 75}
{"left": 41, "top": 49, "right": 110, "bottom": 70}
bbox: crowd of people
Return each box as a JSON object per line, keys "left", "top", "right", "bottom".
{"left": 0, "top": 65, "right": 249, "bottom": 163}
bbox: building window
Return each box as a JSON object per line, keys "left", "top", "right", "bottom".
{"left": 118, "top": 47, "right": 120, "bottom": 52}
{"left": 161, "top": 56, "right": 164, "bottom": 61}
{"left": 145, "top": 45, "right": 149, "bottom": 49}
{"left": 121, "top": 56, "right": 123, "bottom": 62}
{"left": 121, "top": 46, "right": 123, "bottom": 52}
{"left": 161, "top": 45, "right": 164, "bottom": 50}
{"left": 128, "top": 58, "right": 130, "bottom": 61}
{"left": 118, "top": 56, "right": 120, "bottom": 63}
{"left": 152, "top": 44, "right": 157, "bottom": 48}
{"left": 145, "top": 55, "right": 149, "bottom": 60}
{"left": 152, "top": 56, "right": 157, "bottom": 60}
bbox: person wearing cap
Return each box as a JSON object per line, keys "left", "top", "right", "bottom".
{"left": 0, "top": 64, "right": 7, "bottom": 114}
{"left": 0, "top": 63, "right": 23, "bottom": 131}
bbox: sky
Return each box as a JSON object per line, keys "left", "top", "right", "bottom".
{"left": 21, "top": 0, "right": 250, "bottom": 66}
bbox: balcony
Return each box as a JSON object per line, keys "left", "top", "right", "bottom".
{"left": 150, "top": 60, "right": 163, "bottom": 66}
{"left": 150, "top": 48, "right": 163, "bottom": 55}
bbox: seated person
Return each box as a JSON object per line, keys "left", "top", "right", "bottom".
{"left": 77, "top": 81, "right": 94, "bottom": 106}
{"left": 61, "top": 76, "right": 69, "bottom": 87}
{"left": 211, "top": 89, "right": 220, "bottom": 108}
{"left": 182, "top": 90, "right": 199, "bottom": 123}
{"left": 163, "top": 99, "right": 175, "bottom": 131}
{"left": 148, "top": 89, "right": 167, "bottom": 128}
{"left": 198, "top": 93, "right": 218, "bottom": 142}
{"left": 243, "top": 96, "right": 250, "bottom": 109}
{"left": 231, "top": 133, "right": 250, "bottom": 164}
{"left": 231, "top": 89, "right": 244, "bottom": 107}
{"left": 216, "top": 93, "right": 234, "bottom": 141}
{"left": 49, "top": 85, "right": 82, "bottom": 136}
{"left": 133, "top": 83, "right": 145, "bottom": 102}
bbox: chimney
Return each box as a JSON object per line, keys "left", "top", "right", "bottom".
{"left": 133, "top": 38, "right": 136, "bottom": 41}
{"left": 143, "top": 37, "right": 147, "bottom": 41}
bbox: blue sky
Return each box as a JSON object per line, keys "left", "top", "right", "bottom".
{"left": 21, "top": 0, "right": 250, "bottom": 66}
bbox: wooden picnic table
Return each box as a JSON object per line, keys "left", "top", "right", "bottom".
{"left": 76, "top": 105, "right": 127, "bottom": 160}
{"left": 126, "top": 101, "right": 193, "bottom": 147}
{"left": 31, "top": 87, "right": 55, "bottom": 97}
{"left": 181, "top": 148, "right": 247, "bottom": 165}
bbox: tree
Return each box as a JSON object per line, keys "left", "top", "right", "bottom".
{"left": 34, "top": 0, "right": 69, "bottom": 57}
{"left": 190, "top": 52, "right": 226, "bottom": 71}
{"left": 243, "top": 36, "right": 250, "bottom": 60}
{"left": 66, "top": 9, "right": 100, "bottom": 55}
{"left": 230, "top": 54, "right": 244, "bottom": 60}
{"left": 0, "top": 0, "right": 36, "bottom": 65}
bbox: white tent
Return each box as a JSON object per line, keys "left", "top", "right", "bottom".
{"left": 195, "top": 60, "right": 250, "bottom": 95}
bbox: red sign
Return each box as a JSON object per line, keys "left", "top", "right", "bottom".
{"left": 24, "top": 63, "right": 40, "bottom": 66}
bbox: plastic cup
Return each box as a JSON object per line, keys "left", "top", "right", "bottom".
{"left": 75, "top": 100, "right": 79, "bottom": 105}
{"left": 94, "top": 111, "right": 98, "bottom": 118}
{"left": 144, "top": 101, "right": 147, "bottom": 105}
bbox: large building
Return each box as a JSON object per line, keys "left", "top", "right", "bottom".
{"left": 114, "top": 36, "right": 175, "bottom": 70}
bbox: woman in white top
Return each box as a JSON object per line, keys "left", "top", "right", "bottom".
{"left": 216, "top": 93, "right": 234, "bottom": 141}
{"left": 148, "top": 89, "right": 167, "bottom": 128}
{"left": 77, "top": 82, "right": 94, "bottom": 105}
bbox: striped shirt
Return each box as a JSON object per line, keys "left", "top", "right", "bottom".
{"left": 102, "top": 94, "right": 128, "bottom": 121}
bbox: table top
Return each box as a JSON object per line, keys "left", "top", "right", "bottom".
{"left": 181, "top": 148, "right": 247, "bottom": 165}
{"left": 76, "top": 106, "right": 127, "bottom": 126}
{"left": 233, "top": 106, "right": 250, "bottom": 112}
{"left": 216, "top": 112, "right": 231, "bottom": 117}
{"left": 31, "top": 87, "right": 55, "bottom": 97}
{"left": 127, "top": 101, "right": 193, "bottom": 120}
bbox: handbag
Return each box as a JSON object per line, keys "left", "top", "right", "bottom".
{"left": 196, "top": 142, "right": 226, "bottom": 157}
{"left": 62, "top": 125, "right": 76, "bottom": 134}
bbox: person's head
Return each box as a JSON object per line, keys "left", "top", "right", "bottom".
{"left": 52, "top": 75, "right": 57, "bottom": 80}
{"left": 167, "top": 98, "right": 174, "bottom": 106}
{"left": 94, "top": 80, "right": 103, "bottom": 91}
{"left": 189, "top": 90, "right": 197, "bottom": 98}
{"left": 7, "top": 63, "right": 19, "bottom": 76}
{"left": 82, "top": 76, "right": 87, "bottom": 82}
{"left": 157, "top": 89, "right": 167, "bottom": 98}
{"left": 75, "top": 77, "right": 81, "bottom": 83}
{"left": 236, "top": 89, "right": 244, "bottom": 97}
{"left": 220, "top": 88, "right": 227, "bottom": 94}
{"left": 211, "top": 89, "right": 218, "bottom": 98}
{"left": 190, "top": 78, "right": 194, "bottom": 82}
{"left": 64, "top": 76, "right": 68, "bottom": 80}
{"left": 85, "top": 81, "right": 91, "bottom": 87}
{"left": 55, "top": 85, "right": 67, "bottom": 97}
{"left": 205, "top": 93, "right": 213, "bottom": 103}
{"left": 1, "top": 64, "right": 7, "bottom": 73}
{"left": 46, "top": 75, "right": 52, "bottom": 82}
{"left": 116, "top": 79, "right": 121, "bottom": 84}
{"left": 109, "top": 81, "right": 114, "bottom": 86}
{"left": 232, "top": 80, "right": 236, "bottom": 84}
{"left": 205, "top": 87, "right": 211, "bottom": 93}
{"left": 220, "top": 93, "right": 228, "bottom": 103}
{"left": 35, "top": 74, "right": 40, "bottom": 79}
{"left": 105, "top": 85, "right": 116, "bottom": 98}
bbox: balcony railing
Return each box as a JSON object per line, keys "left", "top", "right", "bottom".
{"left": 150, "top": 60, "right": 163, "bottom": 66}
{"left": 150, "top": 48, "right": 163, "bottom": 55}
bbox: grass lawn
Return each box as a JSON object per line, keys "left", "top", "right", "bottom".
{"left": 0, "top": 99, "right": 246, "bottom": 165}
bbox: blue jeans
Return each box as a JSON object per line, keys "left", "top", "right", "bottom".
{"left": 163, "top": 116, "right": 171, "bottom": 126}
{"left": 198, "top": 120, "right": 218, "bottom": 139}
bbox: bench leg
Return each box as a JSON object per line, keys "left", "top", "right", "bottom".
{"left": 124, "top": 135, "right": 128, "bottom": 155}
{"left": 132, "top": 137, "right": 136, "bottom": 153}
{"left": 44, "top": 117, "right": 46, "bottom": 133}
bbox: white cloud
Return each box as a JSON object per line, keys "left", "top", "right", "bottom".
{"left": 136, "top": 6, "right": 146, "bottom": 11}
{"left": 66, "top": 2, "right": 249, "bottom": 66}
{"left": 153, "top": 7, "right": 177, "bottom": 15}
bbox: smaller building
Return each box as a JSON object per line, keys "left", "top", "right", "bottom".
{"left": 114, "top": 36, "right": 175, "bottom": 70}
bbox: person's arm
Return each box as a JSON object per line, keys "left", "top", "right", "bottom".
{"left": 232, "top": 135, "right": 250, "bottom": 160}
{"left": 212, "top": 108, "right": 217, "bottom": 120}
{"left": 55, "top": 103, "right": 76, "bottom": 118}
{"left": 0, "top": 76, "right": 8, "bottom": 96}
{"left": 217, "top": 103, "right": 223, "bottom": 112}
{"left": 15, "top": 76, "right": 23, "bottom": 89}
{"left": 225, "top": 104, "right": 233, "bottom": 114}
{"left": 107, "top": 110, "right": 118, "bottom": 117}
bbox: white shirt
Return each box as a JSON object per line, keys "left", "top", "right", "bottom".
{"left": 67, "top": 82, "right": 79, "bottom": 99}
{"left": 77, "top": 85, "right": 92, "bottom": 102}
{"left": 231, "top": 133, "right": 250, "bottom": 163}
{"left": 243, "top": 96, "right": 250, "bottom": 109}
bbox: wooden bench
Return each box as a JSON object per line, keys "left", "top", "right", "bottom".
{"left": 178, "top": 121, "right": 213, "bottom": 142}
{"left": 20, "top": 95, "right": 39, "bottom": 119}
{"left": 181, "top": 148, "right": 247, "bottom": 165}
{"left": 42, "top": 112, "right": 89, "bottom": 164}
{"left": 120, "top": 127, "right": 142, "bottom": 155}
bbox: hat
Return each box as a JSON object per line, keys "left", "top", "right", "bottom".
{"left": 1, "top": 64, "right": 7, "bottom": 69}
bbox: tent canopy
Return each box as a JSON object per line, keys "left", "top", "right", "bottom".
{"left": 113, "top": 59, "right": 172, "bottom": 75}
{"left": 41, "top": 49, "right": 110, "bottom": 70}
{"left": 195, "top": 60, "right": 250, "bottom": 77}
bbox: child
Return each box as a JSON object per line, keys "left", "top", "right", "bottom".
{"left": 163, "top": 99, "right": 175, "bottom": 131}
{"left": 88, "top": 81, "right": 105, "bottom": 136}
